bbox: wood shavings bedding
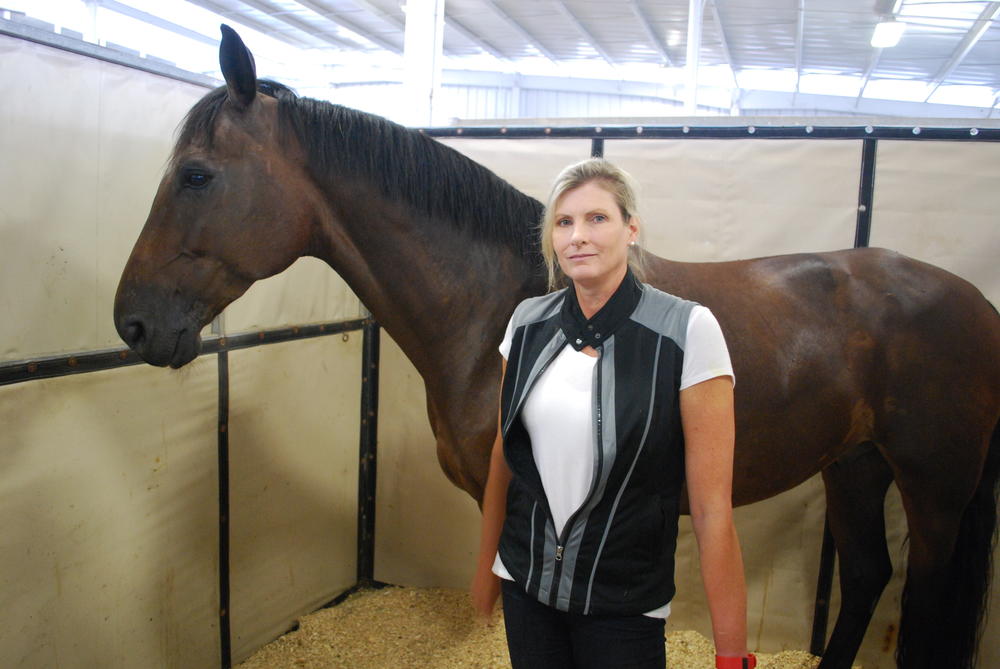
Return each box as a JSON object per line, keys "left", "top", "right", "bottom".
{"left": 236, "top": 586, "right": 854, "bottom": 669}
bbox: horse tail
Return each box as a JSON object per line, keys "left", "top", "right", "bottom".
{"left": 898, "top": 420, "right": 1000, "bottom": 668}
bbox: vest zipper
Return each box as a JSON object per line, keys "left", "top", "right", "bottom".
{"left": 549, "top": 346, "right": 604, "bottom": 600}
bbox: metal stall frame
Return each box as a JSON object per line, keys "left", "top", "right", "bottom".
{"left": 420, "top": 121, "right": 999, "bottom": 658}
{"left": 0, "top": 318, "right": 377, "bottom": 669}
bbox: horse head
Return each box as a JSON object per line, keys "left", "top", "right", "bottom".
{"left": 114, "top": 25, "right": 318, "bottom": 367}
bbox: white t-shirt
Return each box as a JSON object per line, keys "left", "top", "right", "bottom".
{"left": 493, "top": 303, "right": 734, "bottom": 618}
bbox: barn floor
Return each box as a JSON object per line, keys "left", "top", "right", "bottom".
{"left": 235, "top": 586, "right": 847, "bottom": 668}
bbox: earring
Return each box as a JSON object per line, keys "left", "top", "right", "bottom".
{"left": 629, "top": 241, "right": 636, "bottom": 246}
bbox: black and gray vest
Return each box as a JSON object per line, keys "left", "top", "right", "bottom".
{"left": 498, "top": 270, "right": 698, "bottom": 615}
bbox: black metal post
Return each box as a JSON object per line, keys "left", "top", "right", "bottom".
{"left": 356, "top": 319, "right": 380, "bottom": 585}
{"left": 810, "top": 518, "right": 836, "bottom": 656}
{"left": 854, "top": 137, "right": 877, "bottom": 249}
{"left": 591, "top": 137, "right": 605, "bottom": 158}
{"left": 217, "top": 350, "right": 232, "bottom": 668}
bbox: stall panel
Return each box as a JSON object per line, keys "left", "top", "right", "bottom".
{"left": 373, "top": 333, "right": 482, "bottom": 589}
{"left": 0, "top": 359, "right": 219, "bottom": 669}
{"left": 0, "top": 34, "right": 207, "bottom": 361}
{"left": 222, "top": 257, "right": 362, "bottom": 334}
{"left": 871, "top": 140, "right": 1000, "bottom": 304}
{"left": 434, "top": 137, "right": 593, "bottom": 203}
{"left": 606, "top": 138, "right": 860, "bottom": 259}
{"left": 227, "top": 335, "right": 362, "bottom": 663}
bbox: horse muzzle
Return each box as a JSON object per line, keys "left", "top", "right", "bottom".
{"left": 114, "top": 285, "right": 204, "bottom": 368}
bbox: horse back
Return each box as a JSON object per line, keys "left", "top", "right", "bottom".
{"left": 645, "top": 247, "right": 1000, "bottom": 505}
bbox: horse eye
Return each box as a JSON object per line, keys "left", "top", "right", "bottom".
{"left": 183, "top": 171, "right": 212, "bottom": 189}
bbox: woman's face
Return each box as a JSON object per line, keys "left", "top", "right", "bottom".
{"left": 551, "top": 181, "right": 638, "bottom": 291}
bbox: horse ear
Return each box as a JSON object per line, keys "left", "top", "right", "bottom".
{"left": 219, "top": 24, "right": 257, "bottom": 109}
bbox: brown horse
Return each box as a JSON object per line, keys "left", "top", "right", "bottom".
{"left": 114, "top": 25, "right": 999, "bottom": 669}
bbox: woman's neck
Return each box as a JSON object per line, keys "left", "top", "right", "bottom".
{"left": 572, "top": 265, "right": 629, "bottom": 319}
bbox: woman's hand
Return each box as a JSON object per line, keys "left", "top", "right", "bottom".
{"left": 470, "top": 564, "right": 501, "bottom": 619}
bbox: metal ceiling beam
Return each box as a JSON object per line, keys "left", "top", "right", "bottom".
{"left": 478, "top": 0, "right": 557, "bottom": 62}
{"left": 344, "top": 0, "right": 404, "bottom": 29}
{"left": 684, "top": 0, "right": 704, "bottom": 113}
{"left": 444, "top": 15, "right": 510, "bottom": 61}
{"left": 855, "top": 48, "right": 884, "bottom": 108}
{"left": 794, "top": 0, "right": 805, "bottom": 94}
{"left": 289, "top": 0, "right": 402, "bottom": 52}
{"left": 184, "top": 0, "right": 316, "bottom": 49}
{"left": 627, "top": 0, "right": 673, "bottom": 67}
{"left": 225, "top": 0, "right": 360, "bottom": 49}
{"left": 341, "top": 0, "right": 469, "bottom": 58}
{"left": 551, "top": 0, "right": 615, "bottom": 66}
{"left": 708, "top": 0, "right": 737, "bottom": 83}
{"left": 94, "top": 0, "right": 218, "bottom": 46}
{"left": 923, "top": 1, "right": 1000, "bottom": 101}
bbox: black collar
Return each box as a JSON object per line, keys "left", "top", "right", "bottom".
{"left": 560, "top": 269, "right": 643, "bottom": 351}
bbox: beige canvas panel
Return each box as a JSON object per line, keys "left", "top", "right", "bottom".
{"left": 0, "top": 358, "right": 219, "bottom": 668}
{"left": 223, "top": 257, "right": 362, "bottom": 334}
{"left": 373, "top": 333, "right": 482, "bottom": 588}
{"left": 435, "top": 137, "right": 593, "bottom": 204}
{"left": 0, "top": 35, "right": 207, "bottom": 362}
{"left": 605, "top": 139, "right": 860, "bottom": 261}
{"left": 227, "top": 336, "right": 362, "bottom": 663}
{"left": 870, "top": 140, "right": 1000, "bottom": 305}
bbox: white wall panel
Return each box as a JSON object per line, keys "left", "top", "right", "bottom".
{"left": 606, "top": 139, "right": 860, "bottom": 261}
{"left": 0, "top": 35, "right": 208, "bottom": 361}
{"left": 870, "top": 141, "right": 1000, "bottom": 304}
{"left": 0, "top": 360, "right": 219, "bottom": 669}
{"left": 228, "top": 336, "right": 361, "bottom": 663}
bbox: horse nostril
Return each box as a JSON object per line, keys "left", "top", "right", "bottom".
{"left": 121, "top": 319, "right": 146, "bottom": 349}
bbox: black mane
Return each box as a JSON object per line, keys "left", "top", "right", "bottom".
{"left": 177, "top": 80, "right": 544, "bottom": 260}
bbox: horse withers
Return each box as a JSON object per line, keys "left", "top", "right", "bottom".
{"left": 114, "top": 25, "right": 1000, "bottom": 669}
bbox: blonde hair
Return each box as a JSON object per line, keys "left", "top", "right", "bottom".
{"left": 540, "top": 158, "right": 646, "bottom": 291}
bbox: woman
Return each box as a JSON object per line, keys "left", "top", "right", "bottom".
{"left": 471, "top": 158, "right": 755, "bottom": 669}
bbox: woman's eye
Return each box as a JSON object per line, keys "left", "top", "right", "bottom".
{"left": 593, "top": 214, "right": 607, "bottom": 222}
{"left": 183, "top": 171, "right": 212, "bottom": 189}
{"left": 556, "top": 218, "right": 571, "bottom": 226}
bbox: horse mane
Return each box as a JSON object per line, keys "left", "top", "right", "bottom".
{"left": 176, "top": 80, "right": 544, "bottom": 261}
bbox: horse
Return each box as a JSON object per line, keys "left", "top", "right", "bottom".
{"left": 113, "top": 25, "right": 999, "bottom": 669}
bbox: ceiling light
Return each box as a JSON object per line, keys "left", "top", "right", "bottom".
{"left": 871, "top": 19, "right": 906, "bottom": 48}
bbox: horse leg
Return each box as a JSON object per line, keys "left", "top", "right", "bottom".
{"left": 892, "top": 424, "right": 999, "bottom": 669}
{"left": 817, "top": 442, "right": 895, "bottom": 669}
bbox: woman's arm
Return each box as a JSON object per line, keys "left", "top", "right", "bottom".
{"left": 681, "top": 375, "right": 750, "bottom": 660}
{"left": 471, "top": 360, "right": 511, "bottom": 618}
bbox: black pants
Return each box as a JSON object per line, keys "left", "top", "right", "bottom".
{"left": 501, "top": 579, "right": 666, "bottom": 669}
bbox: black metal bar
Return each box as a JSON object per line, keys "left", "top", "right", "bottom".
{"left": 217, "top": 350, "right": 232, "bottom": 669}
{"left": 356, "top": 319, "right": 381, "bottom": 584}
{"left": 855, "top": 138, "right": 878, "bottom": 249}
{"left": 422, "top": 124, "right": 1000, "bottom": 141}
{"left": 0, "top": 318, "right": 367, "bottom": 387}
{"left": 590, "top": 137, "right": 605, "bottom": 157}
{"left": 810, "top": 518, "right": 837, "bottom": 656}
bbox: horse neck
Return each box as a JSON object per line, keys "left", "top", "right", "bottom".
{"left": 311, "top": 179, "right": 541, "bottom": 392}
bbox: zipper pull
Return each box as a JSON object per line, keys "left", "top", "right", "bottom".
{"left": 555, "top": 545, "right": 564, "bottom": 561}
